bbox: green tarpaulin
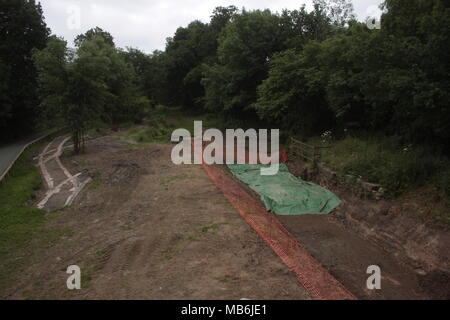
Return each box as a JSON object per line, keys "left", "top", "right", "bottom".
{"left": 227, "top": 164, "right": 341, "bottom": 215}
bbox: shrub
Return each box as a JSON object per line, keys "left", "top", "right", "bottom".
{"left": 315, "top": 136, "right": 449, "bottom": 198}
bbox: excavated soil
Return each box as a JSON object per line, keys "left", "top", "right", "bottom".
{"left": 284, "top": 161, "right": 450, "bottom": 300}
{"left": 3, "top": 136, "right": 310, "bottom": 300}
{"left": 4, "top": 133, "right": 448, "bottom": 300}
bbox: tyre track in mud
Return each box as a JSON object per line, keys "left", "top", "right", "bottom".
{"left": 37, "top": 136, "right": 92, "bottom": 211}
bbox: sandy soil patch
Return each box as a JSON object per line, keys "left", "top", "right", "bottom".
{"left": 4, "top": 137, "right": 310, "bottom": 300}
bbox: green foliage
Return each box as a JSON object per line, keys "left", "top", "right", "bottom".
{"left": 32, "top": 36, "right": 70, "bottom": 124}
{"left": 74, "top": 26, "right": 115, "bottom": 47}
{"left": 0, "top": 143, "right": 62, "bottom": 292}
{"left": 121, "top": 115, "right": 174, "bottom": 144}
{"left": 0, "top": 0, "right": 49, "bottom": 142}
{"left": 152, "top": 6, "right": 238, "bottom": 110}
{"left": 253, "top": 0, "right": 450, "bottom": 149}
{"left": 314, "top": 0, "right": 355, "bottom": 27}
{"left": 7, "top": 1, "right": 450, "bottom": 202}
{"left": 255, "top": 48, "right": 334, "bottom": 137}
{"left": 314, "top": 135, "right": 450, "bottom": 198}
{"left": 161, "top": 19, "right": 221, "bottom": 109}
{"left": 202, "top": 5, "right": 335, "bottom": 122}
{"left": 203, "top": 10, "right": 284, "bottom": 114}
{"left": 278, "top": 5, "right": 332, "bottom": 49}
{"left": 33, "top": 34, "right": 150, "bottom": 153}
{"left": 0, "top": 58, "right": 11, "bottom": 130}
{"left": 144, "top": 116, "right": 173, "bottom": 143}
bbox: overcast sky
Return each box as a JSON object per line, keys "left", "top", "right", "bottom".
{"left": 40, "top": 0, "right": 384, "bottom": 53}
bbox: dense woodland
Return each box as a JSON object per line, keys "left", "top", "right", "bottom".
{"left": 1, "top": 0, "right": 449, "bottom": 153}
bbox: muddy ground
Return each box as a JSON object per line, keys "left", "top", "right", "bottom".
{"left": 3, "top": 136, "right": 310, "bottom": 300}
{"left": 284, "top": 162, "right": 450, "bottom": 300}
{"left": 3, "top": 132, "right": 448, "bottom": 300}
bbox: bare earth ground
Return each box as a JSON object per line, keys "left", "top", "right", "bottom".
{"left": 284, "top": 162, "right": 450, "bottom": 300}
{"left": 4, "top": 136, "right": 310, "bottom": 300}
{"left": 278, "top": 215, "right": 429, "bottom": 299}
{"left": 4, "top": 132, "right": 448, "bottom": 300}
{"left": 221, "top": 162, "right": 446, "bottom": 300}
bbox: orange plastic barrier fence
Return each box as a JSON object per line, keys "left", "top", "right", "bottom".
{"left": 201, "top": 162, "right": 356, "bottom": 300}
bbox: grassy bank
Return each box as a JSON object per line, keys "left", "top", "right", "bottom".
{"left": 307, "top": 135, "right": 450, "bottom": 222}
{"left": 0, "top": 139, "right": 71, "bottom": 295}
{"left": 117, "top": 106, "right": 225, "bottom": 145}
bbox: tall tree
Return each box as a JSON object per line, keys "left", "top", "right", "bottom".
{"left": 313, "top": 0, "right": 355, "bottom": 27}
{"left": 202, "top": 9, "right": 286, "bottom": 118}
{"left": 0, "top": 58, "right": 11, "bottom": 132}
{"left": 0, "top": 0, "right": 49, "bottom": 142}
{"left": 34, "top": 35, "right": 149, "bottom": 153}
{"left": 74, "top": 27, "right": 115, "bottom": 47}
{"left": 255, "top": 46, "right": 335, "bottom": 137}
{"left": 32, "top": 35, "right": 69, "bottom": 126}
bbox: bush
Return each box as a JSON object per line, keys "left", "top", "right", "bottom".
{"left": 143, "top": 116, "right": 172, "bottom": 142}
{"left": 315, "top": 136, "right": 449, "bottom": 198}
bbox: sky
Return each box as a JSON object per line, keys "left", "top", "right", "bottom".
{"left": 40, "top": 0, "right": 384, "bottom": 53}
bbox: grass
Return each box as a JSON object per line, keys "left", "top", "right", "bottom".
{"left": 118, "top": 105, "right": 226, "bottom": 146}
{"left": 88, "top": 181, "right": 101, "bottom": 190}
{"left": 119, "top": 225, "right": 133, "bottom": 231}
{"left": 88, "top": 170, "right": 102, "bottom": 190}
{"left": 163, "top": 253, "right": 173, "bottom": 261}
{"left": 0, "top": 140, "right": 72, "bottom": 294}
{"left": 116, "top": 105, "right": 263, "bottom": 149}
{"left": 306, "top": 135, "right": 450, "bottom": 223}
{"left": 79, "top": 267, "right": 93, "bottom": 289}
{"left": 198, "top": 222, "right": 226, "bottom": 233}
{"left": 86, "top": 121, "right": 110, "bottom": 139}
{"left": 117, "top": 123, "right": 170, "bottom": 145}
{"left": 219, "top": 276, "right": 232, "bottom": 283}
{"left": 95, "top": 249, "right": 109, "bottom": 257}
{"left": 217, "top": 275, "right": 239, "bottom": 284}
{"left": 160, "top": 174, "right": 199, "bottom": 186}
{"left": 156, "top": 105, "right": 224, "bottom": 132}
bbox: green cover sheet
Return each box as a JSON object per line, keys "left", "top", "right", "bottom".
{"left": 227, "top": 164, "right": 341, "bottom": 215}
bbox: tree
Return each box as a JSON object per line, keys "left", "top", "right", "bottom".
{"left": 210, "top": 5, "right": 238, "bottom": 32}
{"left": 34, "top": 36, "right": 110, "bottom": 153}
{"left": 202, "top": 10, "right": 285, "bottom": 118}
{"left": 377, "top": 0, "right": 450, "bottom": 146}
{"left": 145, "top": 50, "right": 169, "bottom": 104}
{"left": 34, "top": 34, "right": 149, "bottom": 153}
{"left": 68, "top": 36, "right": 145, "bottom": 152}
{"left": 0, "top": 58, "right": 11, "bottom": 132}
{"left": 32, "top": 36, "right": 69, "bottom": 126}
{"left": 0, "top": 0, "right": 49, "bottom": 142}
{"left": 106, "top": 47, "right": 151, "bottom": 125}
{"left": 313, "top": 0, "right": 355, "bottom": 27}
{"left": 74, "top": 27, "right": 115, "bottom": 47}
{"left": 279, "top": 5, "right": 332, "bottom": 49}
{"left": 255, "top": 47, "right": 334, "bottom": 137}
{"left": 162, "top": 20, "right": 217, "bottom": 109}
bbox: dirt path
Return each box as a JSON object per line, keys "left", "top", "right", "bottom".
{"left": 36, "top": 136, "right": 91, "bottom": 211}
{"left": 4, "top": 137, "right": 310, "bottom": 299}
{"left": 278, "top": 215, "right": 430, "bottom": 299}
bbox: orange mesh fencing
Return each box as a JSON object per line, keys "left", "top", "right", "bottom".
{"left": 195, "top": 139, "right": 356, "bottom": 300}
